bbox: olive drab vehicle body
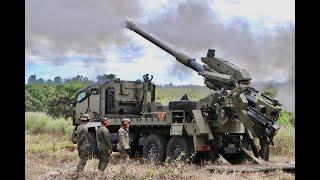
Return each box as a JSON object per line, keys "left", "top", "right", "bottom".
{"left": 71, "top": 21, "right": 283, "bottom": 164}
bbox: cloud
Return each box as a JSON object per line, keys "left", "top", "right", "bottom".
{"left": 211, "top": 0, "right": 295, "bottom": 27}
{"left": 26, "top": 0, "right": 141, "bottom": 63}
{"left": 133, "top": 0, "right": 294, "bottom": 111}
{"left": 26, "top": 0, "right": 295, "bottom": 112}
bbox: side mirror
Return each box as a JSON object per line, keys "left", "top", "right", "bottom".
{"left": 70, "top": 100, "right": 76, "bottom": 107}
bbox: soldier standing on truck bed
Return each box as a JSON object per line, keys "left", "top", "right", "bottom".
{"left": 117, "top": 118, "right": 131, "bottom": 161}
{"left": 76, "top": 114, "right": 90, "bottom": 172}
{"left": 96, "top": 117, "right": 112, "bottom": 171}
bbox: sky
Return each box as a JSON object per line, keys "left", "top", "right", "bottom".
{"left": 25, "top": 0, "right": 295, "bottom": 111}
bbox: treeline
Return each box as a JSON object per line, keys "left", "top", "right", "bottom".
{"left": 27, "top": 74, "right": 117, "bottom": 85}
{"left": 25, "top": 74, "right": 117, "bottom": 118}
{"left": 25, "top": 74, "right": 294, "bottom": 126}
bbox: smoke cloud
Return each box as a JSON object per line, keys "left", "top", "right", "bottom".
{"left": 138, "top": 1, "right": 294, "bottom": 112}
{"left": 26, "top": 0, "right": 294, "bottom": 112}
{"left": 26, "top": 0, "right": 140, "bottom": 63}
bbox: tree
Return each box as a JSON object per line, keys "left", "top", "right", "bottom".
{"left": 82, "top": 77, "right": 91, "bottom": 84}
{"left": 106, "top": 74, "right": 116, "bottom": 80}
{"left": 96, "top": 74, "right": 117, "bottom": 83}
{"left": 46, "top": 82, "right": 86, "bottom": 118}
{"left": 47, "top": 79, "right": 54, "bottom": 85}
{"left": 54, "top": 76, "right": 62, "bottom": 84}
{"left": 25, "top": 89, "right": 44, "bottom": 111}
{"left": 47, "top": 90, "right": 72, "bottom": 119}
{"left": 26, "top": 85, "right": 46, "bottom": 104}
{"left": 36, "top": 78, "right": 45, "bottom": 84}
{"left": 74, "top": 75, "right": 83, "bottom": 82}
{"left": 28, "top": 75, "right": 37, "bottom": 84}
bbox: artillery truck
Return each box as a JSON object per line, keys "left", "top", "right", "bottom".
{"left": 71, "top": 21, "right": 282, "bottom": 164}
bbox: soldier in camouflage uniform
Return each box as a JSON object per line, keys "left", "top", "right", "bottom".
{"left": 75, "top": 114, "right": 90, "bottom": 172}
{"left": 96, "top": 118, "right": 112, "bottom": 171}
{"left": 117, "top": 118, "right": 131, "bottom": 160}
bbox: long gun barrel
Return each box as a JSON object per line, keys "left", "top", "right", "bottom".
{"left": 125, "top": 21, "right": 204, "bottom": 75}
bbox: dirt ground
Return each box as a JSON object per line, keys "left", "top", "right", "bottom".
{"left": 25, "top": 133, "right": 295, "bottom": 180}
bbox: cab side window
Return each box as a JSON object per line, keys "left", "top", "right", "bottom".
{"left": 76, "top": 91, "right": 87, "bottom": 102}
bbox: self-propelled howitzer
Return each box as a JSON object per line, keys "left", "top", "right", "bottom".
{"left": 126, "top": 20, "right": 282, "bottom": 161}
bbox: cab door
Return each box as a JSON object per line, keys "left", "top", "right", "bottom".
{"left": 75, "top": 90, "right": 89, "bottom": 124}
{"left": 88, "top": 86, "right": 101, "bottom": 120}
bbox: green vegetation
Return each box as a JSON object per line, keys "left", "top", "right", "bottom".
{"left": 279, "top": 109, "right": 295, "bottom": 126}
{"left": 25, "top": 132, "right": 75, "bottom": 154}
{"left": 272, "top": 125, "right": 295, "bottom": 156}
{"left": 25, "top": 74, "right": 116, "bottom": 118}
{"left": 261, "top": 83, "right": 295, "bottom": 127}
{"left": 25, "top": 82, "right": 87, "bottom": 118}
{"left": 25, "top": 112, "right": 73, "bottom": 135}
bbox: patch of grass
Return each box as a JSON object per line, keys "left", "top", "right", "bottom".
{"left": 25, "top": 133, "right": 76, "bottom": 154}
{"left": 271, "top": 125, "right": 295, "bottom": 156}
{"left": 26, "top": 133, "right": 294, "bottom": 180}
{"left": 25, "top": 112, "right": 74, "bottom": 135}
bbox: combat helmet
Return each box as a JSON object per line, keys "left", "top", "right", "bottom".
{"left": 121, "top": 118, "right": 131, "bottom": 124}
{"left": 80, "top": 114, "right": 90, "bottom": 121}
{"left": 101, "top": 117, "right": 111, "bottom": 123}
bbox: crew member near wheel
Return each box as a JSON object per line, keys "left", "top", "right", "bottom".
{"left": 117, "top": 118, "right": 131, "bottom": 160}
{"left": 96, "top": 117, "right": 112, "bottom": 171}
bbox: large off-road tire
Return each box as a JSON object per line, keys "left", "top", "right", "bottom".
{"left": 168, "top": 100, "right": 199, "bottom": 111}
{"left": 166, "top": 136, "right": 193, "bottom": 163}
{"left": 143, "top": 134, "right": 167, "bottom": 164}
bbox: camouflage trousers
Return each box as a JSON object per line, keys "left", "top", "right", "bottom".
{"left": 117, "top": 145, "right": 129, "bottom": 159}
{"left": 98, "top": 150, "right": 110, "bottom": 171}
{"left": 76, "top": 149, "right": 89, "bottom": 171}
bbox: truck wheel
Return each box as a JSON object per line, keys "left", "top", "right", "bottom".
{"left": 168, "top": 100, "right": 199, "bottom": 111}
{"left": 166, "top": 136, "right": 191, "bottom": 163}
{"left": 143, "top": 134, "right": 167, "bottom": 164}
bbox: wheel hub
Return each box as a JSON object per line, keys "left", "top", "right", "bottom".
{"left": 173, "top": 146, "right": 183, "bottom": 158}
{"left": 148, "top": 144, "right": 159, "bottom": 162}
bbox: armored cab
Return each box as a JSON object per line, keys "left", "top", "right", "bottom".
{"left": 73, "top": 75, "right": 168, "bottom": 125}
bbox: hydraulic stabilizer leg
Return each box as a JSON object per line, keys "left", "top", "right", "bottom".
{"left": 245, "top": 129, "right": 260, "bottom": 158}
{"left": 259, "top": 136, "right": 270, "bottom": 161}
{"left": 207, "top": 138, "right": 232, "bottom": 165}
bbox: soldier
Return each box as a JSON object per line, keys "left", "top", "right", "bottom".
{"left": 76, "top": 114, "right": 90, "bottom": 172}
{"left": 96, "top": 117, "right": 112, "bottom": 171}
{"left": 117, "top": 118, "right": 131, "bottom": 160}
